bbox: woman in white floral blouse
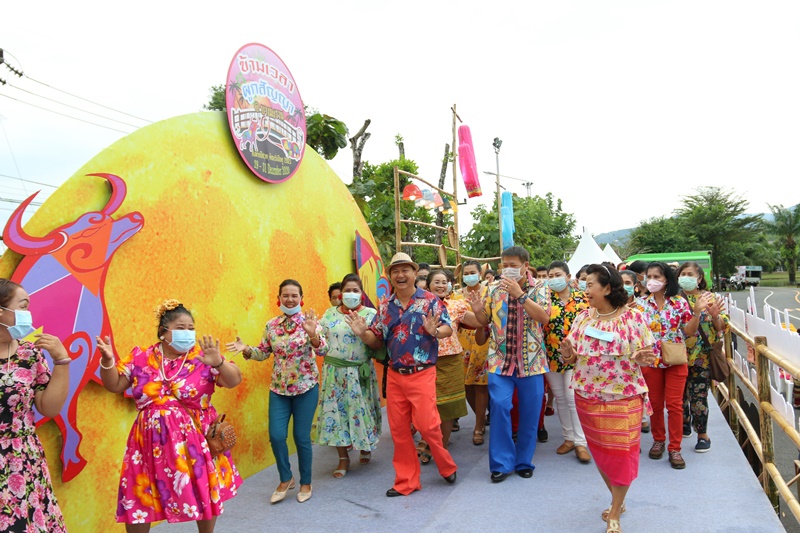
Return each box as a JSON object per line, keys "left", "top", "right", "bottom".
{"left": 227, "top": 279, "right": 327, "bottom": 504}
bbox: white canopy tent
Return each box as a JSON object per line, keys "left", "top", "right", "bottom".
{"left": 603, "top": 243, "right": 623, "bottom": 265}
{"left": 567, "top": 229, "right": 612, "bottom": 273}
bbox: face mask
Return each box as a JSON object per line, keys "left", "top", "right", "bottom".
{"left": 342, "top": 293, "right": 362, "bottom": 309}
{"left": 548, "top": 277, "right": 568, "bottom": 292}
{"left": 280, "top": 304, "right": 302, "bottom": 316}
{"left": 646, "top": 279, "right": 665, "bottom": 293}
{"left": 169, "top": 329, "right": 196, "bottom": 353}
{"left": 639, "top": 277, "right": 647, "bottom": 288}
{"left": 446, "top": 282, "right": 453, "bottom": 294}
{"left": 578, "top": 280, "right": 587, "bottom": 291}
{"left": 678, "top": 276, "right": 698, "bottom": 291}
{"left": 463, "top": 274, "right": 480, "bottom": 287}
{"left": 624, "top": 285, "right": 635, "bottom": 297}
{"left": 502, "top": 267, "right": 522, "bottom": 281}
{"left": 0, "top": 308, "right": 35, "bottom": 341}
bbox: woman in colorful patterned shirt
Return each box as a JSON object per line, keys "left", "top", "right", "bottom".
{"left": 543, "top": 261, "right": 591, "bottom": 463}
{"left": 0, "top": 279, "right": 71, "bottom": 533}
{"left": 99, "top": 299, "right": 243, "bottom": 532}
{"left": 676, "top": 261, "right": 729, "bottom": 453}
{"left": 316, "top": 274, "right": 381, "bottom": 478}
{"left": 228, "top": 279, "right": 327, "bottom": 504}
{"left": 559, "top": 264, "right": 655, "bottom": 533}
{"left": 640, "top": 262, "right": 703, "bottom": 470}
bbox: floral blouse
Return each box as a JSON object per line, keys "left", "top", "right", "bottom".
{"left": 683, "top": 292, "right": 730, "bottom": 367}
{"left": 544, "top": 288, "right": 589, "bottom": 373}
{"left": 641, "top": 295, "right": 694, "bottom": 368}
{"left": 567, "top": 308, "right": 653, "bottom": 409}
{"left": 246, "top": 313, "right": 328, "bottom": 396}
{"left": 1, "top": 341, "right": 50, "bottom": 435}
{"left": 320, "top": 306, "right": 377, "bottom": 363}
{"left": 439, "top": 299, "right": 469, "bottom": 357}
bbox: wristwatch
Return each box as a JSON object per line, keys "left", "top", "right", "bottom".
{"left": 517, "top": 293, "right": 529, "bottom": 304}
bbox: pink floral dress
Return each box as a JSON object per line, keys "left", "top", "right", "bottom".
{"left": 115, "top": 344, "right": 242, "bottom": 525}
{"left": 0, "top": 341, "right": 66, "bottom": 532}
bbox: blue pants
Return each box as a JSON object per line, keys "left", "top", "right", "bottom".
{"left": 269, "top": 385, "right": 319, "bottom": 485}
{"left": 488, "top": 372, "right": 545, "bottom": 473}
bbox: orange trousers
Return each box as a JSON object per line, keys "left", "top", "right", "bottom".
{"left": 387, "top": 367, "right": 458, "bottom": 494}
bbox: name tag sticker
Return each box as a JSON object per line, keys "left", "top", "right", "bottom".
{"left": 585, "top": 326, "right": 615, "bottom": 342}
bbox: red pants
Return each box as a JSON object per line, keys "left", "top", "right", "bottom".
{"left": 642, "top": 365, "right": 689, "bottom": 453}
{"left": 387, "top": 367, "right": 457, "bottom": 495}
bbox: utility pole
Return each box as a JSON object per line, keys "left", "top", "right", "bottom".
{"left": 493, "top": 137, "right": 502, "bottom": 253}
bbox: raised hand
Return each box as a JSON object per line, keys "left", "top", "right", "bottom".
{"left": 302, "top": 309, "right": 319, "bottom": 337}
{"left": 198, "top": 335, "right": 223, "bottom": 367}
{"left": 423, "top": 310, "right": 442, "bottom": 337}
{"left": 632, "top": 346, "right": 656, "bottom": 366}
{"left": 694, "top": 293, "right": 710, "bottom": 313}
{"left": 707, "top": 295, "right": 722, "bottom": 319}
{"left": 500, "top": 276, "right": 524, "bottom": 298}
{"left": 35, "top": 333, "right": 69, "bottom": 362}
{"left": 96, "top": 335, "right": 115, "bottom": 362}
{"left": 559, "top": 338, "right": 577, "bottom": 365}
{"left": 466, "top": 289, "right": 486, "bottom": 314}
{"left": 345, "top": 311, "right": 368, "bottom": 336}
{"left": 226, "top": 336, "right": 247, "bottom": 353}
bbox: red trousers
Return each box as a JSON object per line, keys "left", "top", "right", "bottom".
{"left": 642, "top": 365, "right": 689, "bottom": 453}
{"left": 387, "top": 367, "right": 457, "bottom": 494}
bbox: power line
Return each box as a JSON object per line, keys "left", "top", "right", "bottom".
{"left": 25, "top": 75, "right": 152, "bottom": 124}
{"left": 0, "top": 173, "right": 57, "bottom": 188}
{"left": 0, "top": 196, "right": 43, "bottom": 206}
{"left": 8, "top": 83, "right": 144, "bottom": 129}
{"left": 0, "top": 93, "right": 132, "bottom": 134}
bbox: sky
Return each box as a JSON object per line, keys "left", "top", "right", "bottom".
{"left": 2, "top": 0, "right": 799, "bottom": 253}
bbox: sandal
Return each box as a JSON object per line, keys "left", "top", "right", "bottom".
{"left": 333, "top": 457, "right": 350, "bottom": 478}
{"left": 606, "top": 519, "right": 622, "bottom": 533}
{"left": 360, "top": 451, "right": 371, "bottom": 465}
{"left": 452, "top": 419, "right": 460, "bottom": 432}
{"left": 601, "top": 504, "right": 626, "bottom": 522}
{"left": 473, "top": 430, "right": 485, "bottom": 446}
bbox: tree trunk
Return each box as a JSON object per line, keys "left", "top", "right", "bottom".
{"left": 398, "top": 141, "right": 405, "bottom": 160}
{"left": 435, "top": 143, "right": 450, "bottom": 246}
{"left": 349, "top": 119, "right": 371, "bottom": 180}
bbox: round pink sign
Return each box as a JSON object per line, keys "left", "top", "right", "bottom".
{"left": 226, "top": 43, "right": 306, "bottom": 183}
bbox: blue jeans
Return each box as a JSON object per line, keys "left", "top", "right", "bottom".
{"left": 488, "top": 372, "right": 544, "bottom": 473}
{"left": 269, "top": 385, "right": 319, "bottom": 485}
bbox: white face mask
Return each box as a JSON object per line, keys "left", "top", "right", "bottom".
{"left": 502, "top": 267, "right": 522, "bottom": 281}
{"left": 341, "top": 293, "right": 362, "bottom": 309}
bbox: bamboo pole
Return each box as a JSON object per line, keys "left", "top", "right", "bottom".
{"left": 765, "top": 463, "right": 800, "bottom": 524}
{"left": 399, "top": 219, "right": 448, "bottom": 232}
{"left": 756, "top": 336, "right": 780, "bottom": 512}
{"left": 400, "top": 242, "right": 459, "bottom": 252}
{"left": 394, "top": 166, "right": 402, "bottom": 255}
{"left": 730, "top": 322, "right": 800, "bottom": 378}
{"left": 461, "top": 254, "right": 502, "bottom": 262}
{"left": 762, "top": 401, "right": 800, "bottom": 452}
{"left": 724, "top": 329, "right": 739, "bottom": 436}
{"left": 730, "top": 361, "right": 759, "bottom": 398}
{"left": 451, "top": 105, "right": 461, "bottom": 267}
{"left": 396, "top": 170, "right": 456, "bottom": 199}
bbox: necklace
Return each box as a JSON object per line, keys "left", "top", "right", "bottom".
{"left": 159, "top": 343, "right": 189, "bottom": 382}
{"left": 595, "top": 307, "right": 619, "bottom": 318}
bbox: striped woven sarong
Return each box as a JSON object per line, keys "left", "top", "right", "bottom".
{"left": 576, "top": 394, "right": 643, "bottom": 487}
{"left": 435, "top": 353, "right": 468, "bottom": 421}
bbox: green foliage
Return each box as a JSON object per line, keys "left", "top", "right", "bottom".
{"left": 347, "top": 158, "right": 452, "bottom": 265}
{"left": 203, "top": 84, "right": 227, "bottom": 112}
{"left": 306, "top": 112, "right": 349, "bottom": 160}
{"left": 626, "top": 217, "right": 701, "bottom": 254}
{"left": 765, "top": 204, "right": 800, "bottom": 284}
{"left": 462, "top": 192, "right": 577, "bottom": 265}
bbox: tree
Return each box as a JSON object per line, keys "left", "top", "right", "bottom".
{"left": 765, "top": 204, "right": 800, "bottom": 284}
{"left": 462, "top": 192, "right": 576, "bottom": 265}
{"left": 626, "top": 216, "right": 701, "bottom": 255}
{"left": 674, "top": 187, "right": 762, "bottom": 282}
{"left": 202, "top": 86, "right": 349, "bottom": 160}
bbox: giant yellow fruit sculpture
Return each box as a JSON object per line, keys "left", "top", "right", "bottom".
{"left": 0, "top": 111, "right": 382, "bottom": 531}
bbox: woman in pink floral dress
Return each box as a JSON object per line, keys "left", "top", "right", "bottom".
{"left": 98, "top": 299, "right": 243, "bottom": 532}
{"left": 560, "top": 265, "right": 656, "bottom": 533}
{"left": 0, "top": 279, "right": 71, "bottom": 533}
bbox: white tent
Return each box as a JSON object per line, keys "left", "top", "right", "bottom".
{"left": 567, "top": 228, "right": 612, "bottom": 273}
{"left": 603, "top": 243, "right": 623, "bottom": 266}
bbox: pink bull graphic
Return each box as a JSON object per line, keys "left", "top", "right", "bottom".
{"left": 3, "top": 173, "right": 144, "bottom": 481}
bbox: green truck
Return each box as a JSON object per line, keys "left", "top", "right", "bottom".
{"left": 625, "top": 250, "right": 713, "bottom": 287}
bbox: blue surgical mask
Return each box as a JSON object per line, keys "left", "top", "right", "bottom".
{"left": 463, "top": 274, "right": 480, "bottom": 287}
{"left": 342, "top": 293, "right": 362, "bottom": 309}
{"left": 624, "top": 285, "right": 635, "bottom": 297}
{"left": 446, "top": 282, "right": 453, "bottom": 294}
{"left": 578, "top": 280, "right": 587, "bottom": 291}
{"left": 548, "top": 277, "right": 568, "bottom": 292}
{"left": 0, "top": 307, "right": 34, "bottom": 341}
{"left": 280, "top": 304, "right": 302, "bottom": 316}
{"left": 169, "top": 329, "right": 196, "bottom": 353}
{"left": 678, "top": 276, "right": 698, "bottom": 291}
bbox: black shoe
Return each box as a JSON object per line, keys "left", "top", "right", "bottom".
{"left": 443, "top": 472, "right": 457, "bottom": 484}
{"left": 485, "top": 412, "right": 490, "bottom": 426}
{"left": 516, "top": 468, "right": 534, "bottom": 478}
{"left": 683, "top": 420, "right": 692, "bottom": 437}
{"left": 491, "top": 471, "right": 511, "bottom": 483}
{"left": 537, "top": 427, "right": 548, "bottom": 443}
{"left": 386, "top": 488, "right": 404, "bottom": 497}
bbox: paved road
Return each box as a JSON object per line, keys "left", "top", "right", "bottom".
{"left": 724, "top": 288, "right": 800, "bottom": 532}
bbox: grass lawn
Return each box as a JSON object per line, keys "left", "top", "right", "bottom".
{"left": 760, "top": 271, "right": 798, "bottom": 287}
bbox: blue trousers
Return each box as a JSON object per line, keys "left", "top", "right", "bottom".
{"left": 269, "top": 385, "right": 319, "bottom": 485}
{"left": 488, "top": 372, "right": 545, "bottom": 473}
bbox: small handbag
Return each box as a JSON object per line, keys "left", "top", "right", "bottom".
{"left": 206, "top": 414, "right": 237, "bottom": 456}
{"left": 661, "top": 340, "right": 688, "bottom": 366}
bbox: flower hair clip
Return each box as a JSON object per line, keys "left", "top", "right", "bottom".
{"left": 154, "top": 299, "right": 183, "bottom": 322}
